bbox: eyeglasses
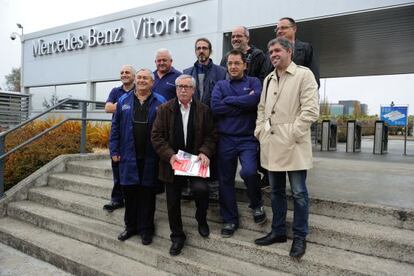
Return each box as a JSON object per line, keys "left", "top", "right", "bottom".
{"left": 227, "top": 61, "right": 244, "bottom": 67}
{"left": 196, "top": 46, "right": 209, "bottom": 51}
{"left": 176, "top": 85, "right": 193, "bottom": 90}
{"left": 274, "top": 25, "right": 293, "bottom": 32}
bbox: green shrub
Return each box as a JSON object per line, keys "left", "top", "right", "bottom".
{"left": 4, "top": 117, "right": 110, "bottom": 191}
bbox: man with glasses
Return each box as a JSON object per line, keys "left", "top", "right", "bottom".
{"left": 152, "top": 48, "right": 182, "bottom": 101}
{"left": 265, "top": 17, "right": 320, "bottom": 87}
{"left": 103, "top": 65, "right": 135, "bottom": 212}
{"left": 110, "top": 68, "right": 166, "bottom": 245}
{"left": 220, "top": 26, "right": 267, "bottom": 82}
{"left": 211, "top": 49, "right": 266, "bottom": 238}
{"left": 183, "top": 38, "right": 226, "bottom": 202}
{"left": 152, "top": 75, "right": 217, "bottom": 256}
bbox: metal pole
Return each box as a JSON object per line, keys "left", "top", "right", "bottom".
{"left": 404, "top": 125, "right": 408, "bottom": 156}
{"left": 0, "top": 136, "right": 5, "bottom": 198}
{"left": 80, "top": 102, "right": 87, "bottom": 154}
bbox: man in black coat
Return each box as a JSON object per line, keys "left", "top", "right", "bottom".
{"left": 221, "top": 26, "right": 267, "bottom": 82}
{"left": 265, "top": 17, "right": 320, "bottom": 87}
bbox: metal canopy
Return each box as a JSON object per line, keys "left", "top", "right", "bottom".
{"left": 246, "top": 5, "right": 414, "bottom": 78}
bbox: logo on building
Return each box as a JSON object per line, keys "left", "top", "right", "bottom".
{"left": 31, "top": 11, "right": 191, "bottom": 58}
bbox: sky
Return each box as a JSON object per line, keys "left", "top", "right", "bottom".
{"left": 1, "top": 0, "right": 413, "bottom": 115}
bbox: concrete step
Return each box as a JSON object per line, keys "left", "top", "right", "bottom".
{"left": 155, "top": 212, "right": 414, "bottom": 276}
{"left": 28, "top": 186, "right": 414, "bottom": 266}
{"left": 158, "top": 198, "right": 414, "bottom": 265}
{"left": 64, "top": 160, "right": 414, "bottom": 230}
{"left": 7, "top": 200, "right": 289, "bottom": 276}
{"left": 66, "top": 160, "right": 113, "bottom": 180}
{"left": 0, "top": 242, "right": 72, "bottom": 276}
{"left": 0, "top": 217, "right": 171, "bottom": 276}
{"left": 48, "top": 172, "right": 112, "bottom": 199}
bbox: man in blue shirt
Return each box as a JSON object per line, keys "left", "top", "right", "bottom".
{"left": 103, "top": 64, "right": 135, "bottom": 212}
{"left": 152, "top": 48, "right": 182, "bottom": 101}
{"left": 211, "top": 49, "right": 267, "bottom": 238}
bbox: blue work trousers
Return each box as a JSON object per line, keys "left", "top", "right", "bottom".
{"left": 217, "top": 135, "right": 262, "bottom": 225}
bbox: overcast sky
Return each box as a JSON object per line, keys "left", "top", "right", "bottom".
{"left": 1, "top": 0, "right": 413, "bottom": 115}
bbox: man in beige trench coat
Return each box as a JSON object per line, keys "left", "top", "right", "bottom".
{"left": 253, "top": 37, "right": 319, "bottom": 259}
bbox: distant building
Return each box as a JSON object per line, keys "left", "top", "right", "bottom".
{"left": 321, "top": 100, "right": 368, "bottom": 117}
{"left": 360, "top": 104, "right": 368, "bottom": 115}
{"left": 338, "top": 100, "right": 368, "bottom": 116}
{"left": 330, "top": 104, "right": 345, "bottom": 116}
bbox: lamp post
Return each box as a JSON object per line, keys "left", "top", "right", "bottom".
{"left": 10, "top": 23, "right": 24, "bottom": 93}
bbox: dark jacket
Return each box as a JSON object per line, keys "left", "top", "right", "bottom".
{"left": 221, "top": 45, "right": 267, "bottom": 82}
{"left": 109, "top": 91, "right": 166, "bottom": 186}
{"left": 211, "top": 75, "right": 262, "bottom": 136}
{"left": 151, "top": 99, "right": 218, "bottom": 183}
{"left": 183, "top": 59, "right": 227, "bottom": 106}
{"left": 265, "top": 39, "right": 320, "bottom": 87}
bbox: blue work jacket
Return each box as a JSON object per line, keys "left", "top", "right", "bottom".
{"left": 109, "top": 91, "right": 166, "bottom": 186}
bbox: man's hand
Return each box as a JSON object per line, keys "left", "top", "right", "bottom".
{"left": 197, "top": 153, "right": 210, "bottom": 167}
{"left": 170, "top": 154, "right": 180, "bottom": 168}
{"left": 112, "top": 155, "right": 121, "bottom": 162}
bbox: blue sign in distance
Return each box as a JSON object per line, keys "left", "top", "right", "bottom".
{"left": 380, "top": 106, "right": 408, "bottom": 126}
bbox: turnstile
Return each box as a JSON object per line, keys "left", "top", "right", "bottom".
{"left": 373, "top": 120, "right": 388, "bottom": 154}
{"left": 321, "top": 120, "right": 337, "bottom": 151}
{"left": 346, "top": 120, "right": 362, "bottom": 152}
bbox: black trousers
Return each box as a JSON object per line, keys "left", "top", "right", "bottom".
{"left": 122, "top": 185, "right": 156, "bottom": 235}
{"left": 166, "top": 176, "right": 209, "bottom": 242}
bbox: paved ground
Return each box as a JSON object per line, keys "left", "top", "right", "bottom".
{"left": 305, "top": 138, "right": 414, "bottom": 209}
{"left": 0, "top": 243, "right": 72, "bottom": 276}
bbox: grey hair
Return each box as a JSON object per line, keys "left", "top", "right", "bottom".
{"left": 136, "top": 68, "right": 155, "bottom": 80}
{"left": 267, "top": 37, "right": 293, "bottom": 52}
{"left": 175, "top": 74, "right": 196, "bottom": 87}
{"left": 155, "top": 48, "right": 172, "bottom": 60}
{"left": 233, "top": 26, "right": 249, "bottom": 38}
{"left": 121, "top": 64, "right": 136, "bottom": 75}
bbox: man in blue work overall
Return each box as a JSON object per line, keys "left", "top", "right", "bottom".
{"left": 211, "top": 49, "right": 267, "bottom": 238}
{"left": 109, "top": 68, "right": 166, "bottom": 245}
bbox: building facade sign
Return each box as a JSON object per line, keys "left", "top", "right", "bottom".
{"left": 32, "top": 11, "right": 190, "bottom": 58}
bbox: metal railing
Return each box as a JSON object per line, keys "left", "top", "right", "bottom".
{"left": 0, "top": 91, "right": 30, "bottom": 129}
{"left": 0, "top": 98, "right": 111, "bottom": 198}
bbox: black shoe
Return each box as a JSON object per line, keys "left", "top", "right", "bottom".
{"left": 103, "top": 201, "right": 124, "bottom": 212}
{"left": 117, "top": 230, "right": 136, "bottom": 241}
{"left": 221, "top": 223, "right": 238, "bottom": 238}
{"left": 253, "top": 206, "right": 267, "bottom": 225}
{"left": 141, "top": 233, "right": 153, "bottom": 245}
{"left": 169, "top": 241, "right": 185, "bottom": 256}
{"left": 289, "top": 238, "right": 306, "bottom": 258}
{"left": 198, "top": 223, "right": 210, "bottom": 238}
{"left": 254, "top": 232, "right": 287, "bottom": 246}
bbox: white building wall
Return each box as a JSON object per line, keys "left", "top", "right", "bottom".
{"left": 22, "top": 0, "right": 413, "bottom": 87}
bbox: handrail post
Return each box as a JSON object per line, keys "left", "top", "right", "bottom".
{"left": 80, "top": 102, "right": 87, "bottom": 154}
{"left": 0, "top": 135, "right": 5, "bottom": 198}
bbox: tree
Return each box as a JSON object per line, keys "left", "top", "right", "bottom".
{"left": 5, "top": 67, "right": 21, "bottom": 92}
{"left": 352, "top": 101, "right": 362, "bottom": 119}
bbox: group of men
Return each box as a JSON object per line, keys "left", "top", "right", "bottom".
{"left": 104, "top": 17, "right": 320, "bottom": 259}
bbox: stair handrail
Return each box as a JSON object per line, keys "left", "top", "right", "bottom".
{"left": 0, "top": 98, "right": 111, "bottom": 198}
